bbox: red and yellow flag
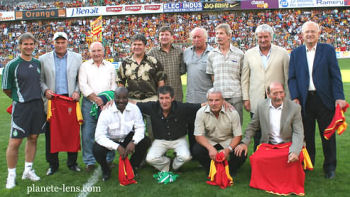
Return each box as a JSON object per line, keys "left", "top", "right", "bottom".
{"left": 91, "top": 16, "right": 102, "bottom": 42}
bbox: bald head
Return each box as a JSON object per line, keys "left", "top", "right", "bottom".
{"left": 267, "top": 82, "right": 285, "bottom": 108}
{"left": 89, "top": 42, "right": 104, "bottom": 64}
{"left": 114, "top": 87, "right": 129, "bottom": 112}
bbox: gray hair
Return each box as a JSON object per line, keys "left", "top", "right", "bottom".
{"left": 18, "top": 32, "right": 37, "bottom": 45}
{"left": 189, "top": 27, "right": 208, "bottom": 41}
{"left": 301, "top": 21, "right": 320, "bottom": 33}
{"left": 255, "top": 24, "right": 274, "bottom": 39}
{"left": 215, "top": 23, "right": 232, "bottom": 37}
{"left": 89, "top": 42, "right": 104, "bottom": 53}
{"left": 206, "top": 88, "right": 223, "bottom": 99}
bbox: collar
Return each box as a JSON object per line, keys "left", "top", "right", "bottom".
{"left": 306, "top": 43, "right": 317, "bottom": 52}
{"left": 111, "top": 102, "right": 132, "bottom": 113}
{"left": 53, "top": 51, "right": 67, "bottom": 59}
{"left": 130, "top": 54, "right": 147, "bottom": 63}
{"left": 214, "top": 44, "right": 235, "bottom": 54}
{"left": 91, "top": 59, "right": 107, "bottom": 67}
{"left": 158, "top": 44, "right": 175, "bottom": 52}
{"left": 258, "top": 46, "right": 271, "bottom": 57}
{"left": 204, "top": 105, "right": 226, "bottom": 114}
{"left": 157, "top": 101, "right": 177, "bottom": 117}
{"left": 190, "top": 44, "right": 213, "bottom": 53}
{"left": 269, "top": 99, "right": 283, "bottom": 110}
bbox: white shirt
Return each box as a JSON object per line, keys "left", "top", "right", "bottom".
{"left": 259, "top": 47, "right": 271, "bottom": 70}
{"left": 306, "top": 44, "right": 317, "bottom": 91}
{"left": 269, "top": 100, "right": 283, "bottom": 144}
{"left": 79, "top": 59, "right": 117, "bottom": 98}
{"left": 95, "top": 103, "right": 145, "bottom": 150}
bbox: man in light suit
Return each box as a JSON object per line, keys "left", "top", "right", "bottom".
{"left": 40, "top": 32, "right": 82, "bottom": 175}
{"left": 241, "top": 24, "right": 290, "bottom": 151}
{"left": 235, "top": 82, "right": 303, "bottom": 159}
{"left": 235, "top": 82, "right": 304, "bottom": 194}
{"left": 288, "top": 21, "right": 346, "bottom": 179}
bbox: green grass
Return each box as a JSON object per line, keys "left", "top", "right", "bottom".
{"left": 0, "top": 59, "right": 349, "bottom": 196}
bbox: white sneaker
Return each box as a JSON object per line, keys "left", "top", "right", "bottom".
{"left": 6, "top": 173, "right": 16, "bottom": 189}
{"left": 22, "top": 169, "right": 40, "bottom": 181}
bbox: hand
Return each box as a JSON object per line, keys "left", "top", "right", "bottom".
{"left": 102, "top": 100, "right": 114, "bottom": 110}
{"left": 95, "top": 97, "right": 104, "bottom": 107}
{"left": 335, "top": 99, "right": 348, "bottom": 109}
{"left": 117, "top": 146, "right": 127, "bottom": 159}
{"left": 243, "top": 100, "right": 251, "bottom": 112}
{"left": 125, "top": 141, "right": 135, "bottom": 156}
{"left": 208, "top": 146, "right": 218, "bottom": 160}
{"left": 234, "top": 144, "right": 248, "bottom": 157}
{"left": 287, "top": 152, "right": 299, "bottom": 163}
{"left": 293, "top": 99, "right": 300, "bottom": 105}
{"left": 222, "top": 148, "right": 231, "bottom": 160}
{"left": 223, "top": 100, "right": 235, "bottom": 111}
{"left": 72, "top": 91, "right": 80, "bottom": 101}
{"left": 45, "top": 89, "right": 54, "bottom": 99}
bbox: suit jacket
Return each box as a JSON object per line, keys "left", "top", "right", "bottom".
{"left": 241, "top": 44, "right": 290, "bottom": 114}
{"left": 39, "top": 50, "right": 82, "bottom": 109}
{"left": 242, "top": 98, "right": 304, "bottom": 155}
{"left": 288, "top": 43, "right": 344, "bottom": 111}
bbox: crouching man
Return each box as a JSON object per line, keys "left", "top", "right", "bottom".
{"left": 93, "top": 87, "right": 151, "bottom": 181}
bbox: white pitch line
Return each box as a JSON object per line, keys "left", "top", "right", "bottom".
{"left": 77, "top": 166, "right": 101, "bottom": 197}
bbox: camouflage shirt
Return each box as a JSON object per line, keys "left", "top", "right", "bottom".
{"left": 117, "top": 54, "right": 166, "bottom": 99}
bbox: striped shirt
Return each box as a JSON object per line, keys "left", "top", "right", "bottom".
{"left": 206, "top": 44, "right": 244, "bottom": 99}
{"left": 148, "top": 44, "right": 186, "bottom": 102}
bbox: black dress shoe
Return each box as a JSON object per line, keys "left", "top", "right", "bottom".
{"left": 46, "top": 167, "right": 58, "bottom": 176}
{"left": 102, "top": 171, "right": 111, "bottom": 181}
{"left": 68, "top": 165, "right": 81, "bottom": 172}
{"left": 325, "top": 171, "right": 335, "bottom": 179}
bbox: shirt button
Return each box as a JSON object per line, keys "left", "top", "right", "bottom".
{"left": 166, "top": 126, "right": 170, "bottom": 129}
{"left": 168, "top": 132, "right": 170, "bottom": 135}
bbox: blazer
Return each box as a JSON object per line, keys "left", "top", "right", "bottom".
{"left": 241, "top": 44, "right": 290, "bottom": 114}
{"left": 288, "top": 43, "right": 344, "bottom": 111}
{"left": 39, "top": 50, "right": 82, "bottom": 109}
{"left": 242, "top": 98, "right": 304, "bottom": 155}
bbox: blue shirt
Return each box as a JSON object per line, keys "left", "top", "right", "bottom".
{"left": 54, "top": 52, "right": 68, "bottom": 95}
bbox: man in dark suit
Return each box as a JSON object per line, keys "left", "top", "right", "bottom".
{"left": 288, "top": 21, "right": 346, "bottom": 179}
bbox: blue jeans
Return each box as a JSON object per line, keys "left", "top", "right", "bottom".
{"left": 81, "top": 97, "right": 114, "bottom": 165}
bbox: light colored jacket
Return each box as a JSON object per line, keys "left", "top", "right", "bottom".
{"left": 241, "top": 44, "right": 290, "bottom": 113}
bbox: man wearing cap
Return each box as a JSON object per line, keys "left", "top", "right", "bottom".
{"left": 39, "top": 32, "right": 82, "bottom": 175}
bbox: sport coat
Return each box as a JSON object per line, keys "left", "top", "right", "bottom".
{"left": 39, "top": 50, "right": 82, "bottom": 109}
{"left": 241, "top": 44, "right": 290, "bottom": 113}
{"left": 242, "top": 98, "right": 304, "bottom": 155}
{"left": 288, "top": 43, "right": 344, "bottom": 111}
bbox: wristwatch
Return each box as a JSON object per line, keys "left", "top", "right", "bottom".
{"left": 227, "top": 146, "right": 233, "bottom": 152}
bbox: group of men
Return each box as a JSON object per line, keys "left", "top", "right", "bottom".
{"left": 2, "top": 20, "right": 346, "bottom": 193}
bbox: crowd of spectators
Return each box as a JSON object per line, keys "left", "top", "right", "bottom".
{"left": 0, "top": 7, "right": 349, "bottom": 67}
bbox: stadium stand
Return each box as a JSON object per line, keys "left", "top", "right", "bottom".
{"left": 0, "top": 6, "right": 349, "bottom": 67}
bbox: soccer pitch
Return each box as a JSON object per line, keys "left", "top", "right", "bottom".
{"left": 0, "top": 59, "right": 349, "bottom": 197}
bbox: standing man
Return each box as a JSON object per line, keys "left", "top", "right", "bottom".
{"left": 193, "top": 88, "right": 246, "bottom": 176}
{"left": 2, "top": 33, "right": 45, "bottom": 189}
{"left": 40, "top": 32, "right": 82, "bottom": 175}
{"left": 148, "top": 26, "right": 186, "bottom": 102}
{"left": 206, "top": 23, "right": 244, "bottom": 124}
{"left": 93, "top": 87, "right": 151, "bottom": 181}
{"left": 79, "top": 42, "right": 117, "bottom": 171}
{"left": 117, "top": 34, "right": 166, "bottom": 102}
{"left": 288, "top": 21, "right": 346, "bottom": 179}
{"left": 241, "top": 24, "right": 290, "bottom": 150}
{"left": 183, "top": 27, "right": 213, "bottom": 153}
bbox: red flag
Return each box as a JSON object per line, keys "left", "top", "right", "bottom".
{"left": 206, "top": 152, "right": 233, "bottom": 189}
{"left": 324, "top": 103, "right": 349, "bottom": 140}
{"left": 118, "top": 156, "right": 137, "bottom": 186}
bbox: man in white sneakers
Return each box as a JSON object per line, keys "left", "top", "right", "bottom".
{"left": 2, "top": 33, "right": 45, "bottom": 189}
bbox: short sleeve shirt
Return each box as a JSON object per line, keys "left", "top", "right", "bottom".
{"left": 2, "top": 56, "right": 42, "bottom": 102}
{"left": 194, "top": 105, "right": 242, "bottom": 147}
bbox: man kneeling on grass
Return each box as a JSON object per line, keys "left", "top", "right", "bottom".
{"left": 93, "top": 87, "right": 151, "bottom": 181}
{"left": 136, "top": 86, "right": 202, "bottom": 173}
